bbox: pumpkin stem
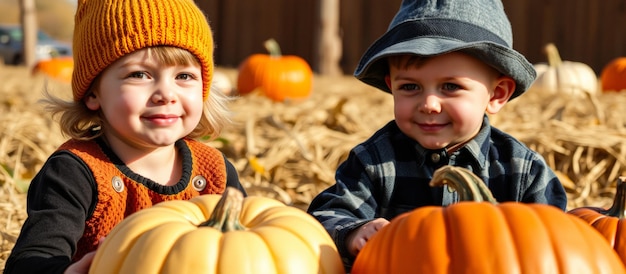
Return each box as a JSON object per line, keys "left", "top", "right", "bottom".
{"left": 544, "top": 43, "right": 563, "bottom": 68}
{"left": 264, "top": 38, "right": 282, "bottom": 58}
{"left": 604, "top": 177, "right": 626, "bottom": 218}
{"left": 429, "top": 165, "right": 498, "bottom": 204}
{"left": 199, "top": 187, "right": 246, "bottom": 231}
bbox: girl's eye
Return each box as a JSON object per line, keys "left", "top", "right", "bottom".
{"left": 128, "top": 71, "right": 147, "bottom": 79}
{"left": 176, "top": 73, "right": 197, "bottom": 80}
{"left": 442, "top": 82, "right": 461, "bottom": 91}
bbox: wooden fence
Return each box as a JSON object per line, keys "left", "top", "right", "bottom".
{"left": 197, "top": 0, "right": 626, "bottom": 76}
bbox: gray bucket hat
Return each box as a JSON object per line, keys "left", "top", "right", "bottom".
{"left": 354, "top": 0, "right": 536, "bottom": 100}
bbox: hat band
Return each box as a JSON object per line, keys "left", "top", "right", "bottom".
{"left": 361, "top": 18, "right": 508, "bottom": 63}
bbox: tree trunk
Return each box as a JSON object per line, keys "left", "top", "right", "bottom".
{"left": 314, "top": 0, "right": 342, "bottom": 76}
{"left": 20, "top": 0, "right": 37, "bottom": 68}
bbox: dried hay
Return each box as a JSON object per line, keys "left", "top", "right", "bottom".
{"left": 493, "top": 88, "right": 626, "bottom": 208}
{"left": 214, "top": 69, "right": 395, "bottom": 209}
{"left": 0, "top": 66, "right": 68, "bottom": 269}
{"left": 1, "top": 66, "right": 626, "bottom": 269}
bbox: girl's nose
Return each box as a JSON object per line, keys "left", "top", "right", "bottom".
{"left": 152, "top": 81, "right": 177, "bottom": 104}
{"left": 418, "top": 94, "right": 441, "bottom": 114}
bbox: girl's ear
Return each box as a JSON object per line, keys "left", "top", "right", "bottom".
{"left": 84, "top": 92, "right": 101, "bottom": 111}
{"left": 486, "top": 76, "right": 516, "bottom": 114}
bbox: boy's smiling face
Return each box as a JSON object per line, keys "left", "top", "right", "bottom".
{"left": 385, "top": 52, "right": 515, "bottom": 151}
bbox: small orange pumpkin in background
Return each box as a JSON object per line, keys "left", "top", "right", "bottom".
{"left": 600, "top": 57, "right": 626, "bottom": 92}
{"left": 568, "top": 176, "right": 626, "bottom": 264}
{"left": 237, "top": 39, "right": 313, "bottom": 102}
{"left": 352, "top": 166, "right": 625, "bottom": 274}
{"left": 32, "top": 56, "right": 74, "bottom": 83}
{"left": 529, "top": 43, "right": 598, "bottom": 97}
{"left": 89, "top": 187, "right": 344, "bottom": 274}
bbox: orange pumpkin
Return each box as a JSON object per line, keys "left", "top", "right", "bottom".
{"left": 352, "top": 166, "right": 625, "bottom": 274}
{"left": 32, "top": 56, "right": 74, "bottom": 83}
{"left": 237, "top": 39, "right": 313, "bottom": 102}
{"left": 568, "top": 176, "right": 626, "bottom": 264}
{"left": 600, "top": 57, "right": 626, "bottom": 92}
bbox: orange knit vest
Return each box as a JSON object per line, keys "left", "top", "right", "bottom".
{"left": 57, "top": 138, "right": 226, "bottom": 261}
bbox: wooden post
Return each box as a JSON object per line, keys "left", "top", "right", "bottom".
{"left": 20, "top": 0, "right": 37, "bottom": 68}
{"left": 314, "top": 0, "right": 342, "bottom": 76}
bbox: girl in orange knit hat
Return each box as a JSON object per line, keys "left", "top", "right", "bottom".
{"left": 5, "top": 0, "right": 246, "bottom": 273}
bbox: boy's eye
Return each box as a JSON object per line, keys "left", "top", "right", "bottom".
{"left": 399, "top": 83, "right": 419, "bottom": 91}
{"left": 442, "top": 82, "right": 461, "bottom": 91}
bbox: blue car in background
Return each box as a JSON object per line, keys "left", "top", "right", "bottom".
{"left": 0, "top": 24, "right": 72, "bottom": 65}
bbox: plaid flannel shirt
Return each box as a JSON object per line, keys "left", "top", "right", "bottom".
{"left": 307, "top": 115, "right": 567, "bottom": 269}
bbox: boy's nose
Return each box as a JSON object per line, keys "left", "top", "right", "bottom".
{"left": 419, "top": 94, "right": 441, "bottom": 114}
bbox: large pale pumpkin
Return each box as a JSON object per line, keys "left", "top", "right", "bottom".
{"left": 237, "top": 39, "right": 313, "bottom": 102}
{"left": 568, "top": 176, "right": 626, "bottom": 264}
{"left": 530, "top": 43, "right": 598, "bottom": 97}
{"left": 31, "top": 56, "right": 74, "bottom": 83}
{"left": 600, "top": 57, "right": 626, "bottom": 92}
{"left": 352, "top": 166, "right": 625, "bottom": 274}
{"left": 89, "top": 187, "right": 344, "bottom": 274}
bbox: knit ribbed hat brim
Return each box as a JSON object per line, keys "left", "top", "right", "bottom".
{"left": 72, "top": 0, "right": 214, "bottom": 102}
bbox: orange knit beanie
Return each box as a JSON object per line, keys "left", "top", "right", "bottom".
{"left": 72, "top": 0, "right": 214, "bottom": 102}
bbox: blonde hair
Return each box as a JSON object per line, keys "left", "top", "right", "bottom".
{"left": 42, "top": 46, "right": 232, "bottom": 141}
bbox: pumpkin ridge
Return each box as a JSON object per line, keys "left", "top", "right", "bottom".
{"left": 533, "top": 205, "right": 579, "bottom": 273}
{"left": 568, "top": 176, "right": 626, "bottom": 265}
{"left": 615, "top": 219, "right": 626, "bottom": 260}
{"left": 251, "top": 215, "right": 333, "bottom": 253}
{"left": 249, "top": 226, "right": 321, "bottom": 273}
{"left": 543, "top": 204, "right": 624, "bottom": 273}
{"left": 118, "top": 222, "right": 195, "bottom": 273}
{"left": 502, "top": 203, "right": 562, "bottom": 273}
{"left": 89, "top": 207, "right": 198, "bottom": 273}
{"left": 569, "top": 207, "right": 612, "bottom": 224}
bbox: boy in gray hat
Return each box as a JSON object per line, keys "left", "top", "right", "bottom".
{"left": 307, "top": 0, "right": 567, "bottom": 270}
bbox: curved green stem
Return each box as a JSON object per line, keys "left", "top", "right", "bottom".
{"left": 544, "top": 43, "right": 563, "bottom": 68}
{"left": 199, "top": 187, "right": 246, "bottom": 231}
{"left": 429, "top": 165, "right": 498, "bottom": 204}
{"left": 603, "top": 177, "right": 626, "bottom": 218}
{"left": 264, "top": 38, "right": 282, "bottom": 58}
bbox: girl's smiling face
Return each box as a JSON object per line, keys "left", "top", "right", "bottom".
{"left": 85, "top": 47, "right": 204, "bottom": 150}
{"left": 385, "top": 52, "right": 515, "bottom": 150}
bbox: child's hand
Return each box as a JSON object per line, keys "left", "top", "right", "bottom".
{"left": 64, "top": 237, "right": 105, "bottom": 274}
{"left": 64, "top": 251, "right": 96, "bottom": 274}
{"left": 346, "top": 218, "right": 389, "bottom": 256}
